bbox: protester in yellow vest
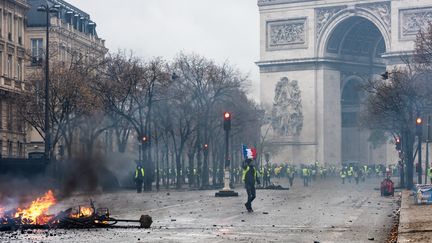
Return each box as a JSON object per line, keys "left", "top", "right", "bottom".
{"left": 135, "top": 165, "right": 145, "bottom": 193}
{"left": 242, "top": 159, "right": 260, "bottom": 212}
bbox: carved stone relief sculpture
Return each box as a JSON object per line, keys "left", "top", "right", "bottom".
{"left": 271, "top": 77, "right": 304, "bottom": 137}
{"left": 316, "top": 6, "right": 346, "bottom": 37}
{"left": 400, "top": 7, "right": 432, "bottom": 38}
{"left": 316, "top": 2, "right": 391, "bottom": 40}
{"left": 267, "top": 18, "right": 306, "bottom": 50}
{"left": 357, "top": 2, "right": 391, "bottom": 30}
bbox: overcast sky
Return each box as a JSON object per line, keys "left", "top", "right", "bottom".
{"left": 67, "top": 0, "right": 261, "bottom": 101}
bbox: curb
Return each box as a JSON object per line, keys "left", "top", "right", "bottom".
{"left": 397, "top": 190, "right": 432, "bottom": 243}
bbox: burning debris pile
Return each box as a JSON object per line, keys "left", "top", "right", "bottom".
{"left": 0, "top": 190, "right": 152, "bottom": 231}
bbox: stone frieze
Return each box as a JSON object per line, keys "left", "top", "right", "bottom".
{"left": 267, "top": 18, "right": 306, "bottom": 50}
{"left": 400, "top": 7, "right": 432, "bottom": 38}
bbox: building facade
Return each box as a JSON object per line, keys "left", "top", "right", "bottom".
{"left": 257, "top": 0, "right": 432, "bottom": 165}
{"left": 0, "top": 0, "right": 29, "bottom": 158}
{"left": 25, "top": 0, "right": 107, "bottom": 155}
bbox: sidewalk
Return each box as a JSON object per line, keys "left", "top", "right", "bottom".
{"left": 398, "top": 190, "right": 432, "bottom": 242}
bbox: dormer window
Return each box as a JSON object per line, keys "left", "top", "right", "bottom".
{"left": 66, "top": 11, "right": 73, "bottom": 24}
{"left": 74, "top": 14, "right": 79, "bottom": 29}
{"left": 88, "top": 22, "right": 96, "bottom": 35}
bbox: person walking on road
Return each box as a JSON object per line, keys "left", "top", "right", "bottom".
{"left": 347, "top": 166, "right": 353, "bottom": 183}
{"left": 340, "top": 169, "right": 347, "bottom": 184}
{"left": 263, "top": 163, "right": 271, "bottom": 187}
{"left": 302, "top": 166, "right": 309, "bottom": 187}
{"left": 135, "top": 165, "right": 145, "bottom": 193}
{"left": 354, "top": 168, "right": 360, "bottom": 184}
{"left": 242, "top": 158, "right": 260, "bottom": 212}
{"left": 287, "top": 166, "right": 295, "bottom": 187}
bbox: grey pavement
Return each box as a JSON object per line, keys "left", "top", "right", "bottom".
{"left": 0, "top": 177, "right": 398, "bottom": 242}
{"left": 398, "top": 190, "right": 432, "bottom": 243}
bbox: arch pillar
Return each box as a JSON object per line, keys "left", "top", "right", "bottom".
{"left": 316, "top": 65, "right": 342, "bottom": 164}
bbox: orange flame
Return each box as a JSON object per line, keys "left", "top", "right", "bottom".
{"left": 70, "top": 206, "right": 94, "bottom": 218}
{"left": 14, "top": 190, "right": 56, "bottom": 225}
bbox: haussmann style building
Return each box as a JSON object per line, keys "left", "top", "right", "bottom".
{"left": 0, "top": 0, "right": 30, "bottom": 159}
{"left": 25, "top": 0, "right": 107, "bottom": 157}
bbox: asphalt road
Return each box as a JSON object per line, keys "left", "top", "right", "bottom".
{"left": 1, "top": 176, "right": 399, "bottom": 242}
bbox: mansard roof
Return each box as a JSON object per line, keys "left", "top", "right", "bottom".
{"left": 27, "top": 0, "right": 98, "bottom": 37}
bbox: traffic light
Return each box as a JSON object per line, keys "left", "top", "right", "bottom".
{"left": 416, "top": 117, "right": 423, "bottom": 135}
{"left": 223, "top": 112, "right": 231, "bottom": 131}
{"left": 138, "top": 135, "right": 148, "bottom": 143}
{"left": 203, "top": 143, "right": 209, "bottom": 149}
{"left": 395, "top": 137, "right": 401, "bottom": 151}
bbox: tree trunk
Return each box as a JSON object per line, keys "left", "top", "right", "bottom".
{"left": 181, "top": 153, "right": 186, "bottom": 184}
{"left": 405, "top": 130, "right": 415, "bottom": 189}
{"left": 176, "top": 153, "right": 182, "bottom": 189}
{"left": 165, "top": 144, "right": 169, "bottom": 189}
{"left": 196, "top": 127, "right": 202, "bottom": 188}
{"left": 155, "top": 130, "right": 160, "bottom": 191}
{"left": 171, "top": 150, "right": 175, "bottom": 186}
{"left": 188, "top": 151, "right": 195, "bottom": 187}
{"left": 202, "top": 128, "right": 209, "bottom": 187}
{"left": 212, "top": 147, "right": 217, "bottom": 186}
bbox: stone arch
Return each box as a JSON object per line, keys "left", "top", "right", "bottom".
{"left": 340, "top": 75, "right": 365, "bottom": 106}
{"left": 317, "top": 8, "right": 390, "bottom": 58}
{"left": 319, "top": 8, "right": 389, "bottom": 164}
{"left": 341, "top": 75, "right": 364, "bottom": 94}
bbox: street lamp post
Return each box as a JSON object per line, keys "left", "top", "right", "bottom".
{"left": 416, "top": 117, "right": 423, "bottom": 184}
{"left": 425, "top": 116, "right": 431, "bottom": 184}
{"left": 37, "top": 4, "right": 59, "bottom": 161}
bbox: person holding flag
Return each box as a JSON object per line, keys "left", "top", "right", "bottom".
{"left": 242, "top": 145, "right": 260, "bottom": 212}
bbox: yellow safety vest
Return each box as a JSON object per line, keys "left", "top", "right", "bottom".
{"left": 242, "top": 166, "right": 258, "bottom": 182}
{"left": 340, "top": 171, "right": 346, "bottom": 178}
{"left": 135, "top": 168, "right": 145, "bottom": 179}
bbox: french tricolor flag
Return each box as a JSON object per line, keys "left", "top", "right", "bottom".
{"left": 242, "top": 145, "right": 257, "bottom": 160}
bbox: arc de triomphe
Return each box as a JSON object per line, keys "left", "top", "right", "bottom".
{"left": 257, "top": 0, "right": 432, "bottom": 165}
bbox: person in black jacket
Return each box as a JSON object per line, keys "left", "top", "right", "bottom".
{"left": 242, "top": 159, "right": 260, "bottom": 212}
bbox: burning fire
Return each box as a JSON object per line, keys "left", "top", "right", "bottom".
{"left": 14, "top": 190, "right": 56, "bottom": 225}
{"left": 71, "top": 206, "right": 94, "bottom": 218}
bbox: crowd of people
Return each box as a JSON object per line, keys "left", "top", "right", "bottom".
{"left": 133, "top": 161, "right": 401, "bottom": 192}
{"left": 231, "top": 162, "right": 399, "bottom": 188}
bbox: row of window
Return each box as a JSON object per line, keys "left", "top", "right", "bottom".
{"left": 0, "top": 100, "right": 25, "bottom": 132}
{"left": 0, "top": 140, "right": 25, "bottom": 158}
{"left": 0, "top": 51, "right": 23, "bottom": 80}
{"left": 0, "top": 9, "right": 24, "bottom": 44}
{"left": 31, "top": 38, "right": 72, "bottom": 64}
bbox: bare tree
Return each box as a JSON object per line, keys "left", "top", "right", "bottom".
{"left": 361, "top": 65, "right": 431, "bottom": 189}
{"left": 172, "top": 53, "right": 246, "bottom": 187}
{"left": 99, "top": 51, "right": 170, "bottom": 191}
